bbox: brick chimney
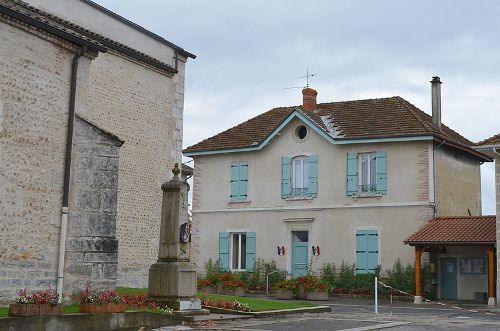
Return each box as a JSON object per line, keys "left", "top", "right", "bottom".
{"left": 302, "top": 87, "right": 318, "bottom": 112}
{"left": 430, "top": 76, "right": 442, "bottom": 129}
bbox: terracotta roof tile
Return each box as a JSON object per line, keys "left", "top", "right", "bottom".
{"left": 476, "top": 132, "right": 500, "bottom": 146}
{"left": 184, "top": 96, "right": 480, "bottom": 156}
{"left": 404, "top": 216, "right": 496, "bottom": 245}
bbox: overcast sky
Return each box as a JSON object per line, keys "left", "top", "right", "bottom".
{"left": 95, "top": 0, "right": 498, "bottom": 214}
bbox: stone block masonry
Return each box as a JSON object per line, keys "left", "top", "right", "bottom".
{"left": 64, "top": 117, "right": 122, "bottom": 297}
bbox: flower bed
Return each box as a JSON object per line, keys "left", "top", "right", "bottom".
{"left": 78, "top": 285, "right": 126, "bottom": 313}
{"left": 9, "top": 287, "right": 61, "bottom": 317}
{"left": 200, "top": 297, "right": 251, "bottom": 312}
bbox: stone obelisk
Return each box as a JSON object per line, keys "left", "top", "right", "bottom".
{"left": 148, "top": 163, "right": 201, "bottom": 311}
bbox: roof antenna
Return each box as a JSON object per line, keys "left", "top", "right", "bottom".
{"left": 282, "top": 68, "right": 318, "bottom": 89}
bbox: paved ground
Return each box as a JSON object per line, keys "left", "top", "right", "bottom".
{"left": 155, "top": 298, "right": 500, "bottom": 331}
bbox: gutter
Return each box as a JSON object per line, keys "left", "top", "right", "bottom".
{"left": 56, "top": 45, "right": 88, "bottom": 303}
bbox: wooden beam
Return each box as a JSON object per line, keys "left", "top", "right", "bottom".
{"left": 487, "top": 246, "right": 495, "bottom": 299}
{"left": 415, "top": 246, "right": 423, "bottom": 297}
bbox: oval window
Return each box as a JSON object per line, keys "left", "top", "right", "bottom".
{"left": 295, "top": 125, "right": 308, "bottom": 140}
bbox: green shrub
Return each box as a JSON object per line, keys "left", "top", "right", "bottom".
{"left": 382, "top": 258, "right": 415, "bottom": 294}
{"left": 335, "top": 261, "right": 356, "bottom": 289}
{"left": 320, "top": 263, "right": 336, "bottom": 288}
{"left": 203, "top": 258, "right": 222, "bottom": 279}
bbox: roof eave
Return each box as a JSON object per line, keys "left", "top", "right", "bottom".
{"left": 405, "top": 241, "right": 495, "bottom": 246}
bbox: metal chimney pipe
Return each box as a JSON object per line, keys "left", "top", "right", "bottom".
{"left": 431, "top": 76, "right": 442, "bottom": 129}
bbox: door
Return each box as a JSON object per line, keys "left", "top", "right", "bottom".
{"left": 291, "top": 231, "right": 308, "bottom": 278}
{"left": 440, "top": 258, "right": 457, "bottom": 300}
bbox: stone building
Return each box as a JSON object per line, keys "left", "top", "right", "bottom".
{"left": 0, "top": 0, "right": 195, "bottom": 302}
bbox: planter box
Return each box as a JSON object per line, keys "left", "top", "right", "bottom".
{"left": 275, "top": 289, "right": 294, "bottom": 300}
{"left": 9, "top": 304, "right": 61, "bottom": 316}
{"left": 79, "top": 302, "right": 127, "bottom": 314}
{"left": 222, "top": 288, "right": 245, "bottom": 296}
{"left": 199, "top": 286, "right": 215, "bottom": 294}
{"left": 306, "top": 289, "right": 328, "bottom": 301}
{"left": 297, "top": 286, "right": 307, "bottom": 300}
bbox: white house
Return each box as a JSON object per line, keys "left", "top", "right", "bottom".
{"left": 184, "top": 78, "right": 490, "bottom": 288}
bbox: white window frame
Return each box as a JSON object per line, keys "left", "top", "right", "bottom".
{"left": 358, "top": 152, "right": 377, "bottom": 193}
{"left": 230, "top": 232, "right": 247, "bottom": 271}
{"left": 291, "top": 156, "right": 309, "bottom": 196}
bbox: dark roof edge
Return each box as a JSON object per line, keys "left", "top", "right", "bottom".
{"left": 433, "top": 134, "right": 493, "bottom": 162}
{"left": 80, "top": 0, "right": 196, "bottom": 59}
{"left": 404, "top": 241, "right": 495, "bottom": 246}
{"left": 0, "top": 3, "right": 105, "bottom": 53}
{"left": 76, "top": 114, "right": 125, "bottom": 146}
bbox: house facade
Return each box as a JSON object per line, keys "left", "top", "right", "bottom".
{"left": 0, "top": 0, "right": 194, "bottom": 302}
{"left": 185, "top": 79, "right": 489, "bottom": 282}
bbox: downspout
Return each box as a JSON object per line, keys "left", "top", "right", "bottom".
{"left": 433, "top": 139, "right": 445, "bottom": 217}
{"left": 57, "top": 45, "right": 87, "bottom": 302}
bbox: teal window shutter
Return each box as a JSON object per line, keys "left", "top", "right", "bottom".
{"left": 219, "top": 232, "right": 230, "bottom": 271}
{"left": 375, "top": 151, "right": 387, "bottom": 194}
{"left": 356, "top": 230, "right": 378, "bottom": 274}
{"left": 281, "top": 156, "right": 292, "bottom": 198}
{"left": 245, "top": 232, "right": 256, "bottom": 271}
{"left": 230, "top": 162, "right": 240, "bottom": 200}
{"left": 230, "top": 161, "right": 248, "bottom": 200}
{"left": 239, "top": 162, "right": 248, "bottom": 199}
{"left": 346, "top": 153, "right": 358, "bottom": 196}
{"left": 308, "top": 154, "right": 319, "bottom": 197}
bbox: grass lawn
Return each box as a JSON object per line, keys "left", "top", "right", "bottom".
{"left": 0, "top": 307, "right": 7, "bottom": 317}
{"left": 199, "top": 293, "right": 317, "bottom": 312}
{"left": 116, "top": 287, "right": 148, "bottom": 296}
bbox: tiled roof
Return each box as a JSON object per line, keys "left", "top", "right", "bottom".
{"left": 404, "top": 216, "right": 496, "bottom": 245}
{"left": 183, "top": 96, "right": 481, "bottom": 156}
{"left": 476, "top": 133, "right": 500, "bottom": 146}
{"left": 0, "top": 0, "right": 178, "bottom": 74}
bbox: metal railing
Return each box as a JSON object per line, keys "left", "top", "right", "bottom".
{"left": 291, "top": 188, "right": 308, "bottom": 197}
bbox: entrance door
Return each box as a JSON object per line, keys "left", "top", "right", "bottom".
{"left": 440, "top": 258, "right": 457, "bottom": 300}
{"left": 291, "top": 231, "right": 308, "bottom": 278}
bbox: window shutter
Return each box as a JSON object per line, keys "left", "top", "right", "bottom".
{"left": 356, "top": 230, "right": 378, "bottom": 274}
{"left": 346, "top": 153, "right": 358, "bottom": 196}
{"left": 239, "top": 162, "right": 248, "bottom": 199}
{"left": 308, "top": 154, "right": 319, "bottom": 197}
{"left": 281, "top": 156, "right": 292, "bottom": 198}
{"left": 376, "top": 151, "right": 387, "bottom": 194}
{"left": 230, "top": 162, "right": 240, "bottom": 200}
{"left": 218, "top": 232, "right": 230, "bottom": 271}
{"left": 245, "top": 232, "right": 256, "bottom": 272}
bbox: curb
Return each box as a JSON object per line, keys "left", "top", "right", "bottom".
{"left": 202, "top": 305, "right": 331, "bottom": 317}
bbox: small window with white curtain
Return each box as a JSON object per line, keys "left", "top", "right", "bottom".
{"left": 292, "top": 156, "right": 309, "bottom": 197}
{"left": 358, "top": 152, "right": 377, "bottom": 193}
{"left": 231, "top": 233, "right": 247, "bottom": 270}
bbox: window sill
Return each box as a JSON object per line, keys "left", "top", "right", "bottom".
{"left": 228, "top": 200, "right": 251, "bottom": 206}
{"left": 285, "top": 196, "right": 314, "bottom": 201}
{"left": 351, "top": 194, "right": 382, "bottom": 201}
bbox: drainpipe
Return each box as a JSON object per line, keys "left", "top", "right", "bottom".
{"left": 57, "top": 45, "right": 87, "bottom": 302}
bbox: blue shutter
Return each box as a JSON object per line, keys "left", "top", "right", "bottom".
{"left": 239, "top": 162, "right": 248, "bottom": 199}
{"left": 230, "top": 162, "right": 240, "bottom": 200}
{"left": 346, "top": 153, "right": 358, "bottom": 196}
{"left": 356, "top": 230, "right": 378, "bottom": 274}
{"left": 281, "top": 156, "right": 292, "bottom": 198}
{"left": 376, "top": 151, "right": 387, "bottom": 194}
{"left": 219, "top": 232, "right": 230, "bottom": 271}
{"left": 245, "top": 232, "right": 256, "bottom": 272}
{"left": 356, "top": 231, "right": 368, "bottom": 274}
{"left": 308, "top": 155, "right": 318, "bottom": 197}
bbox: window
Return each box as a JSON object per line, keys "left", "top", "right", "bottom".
{"left": 358, "top": 152, "right": 377, "bottom": 193}
{"left": 356, "top": 230, "right": 379, "bottom": 274}
{"left": 219, "top": 232, "right": 256, "bottom": 271}
{"left": 346, "top": 151, "right": 387, "bottom": 196}
{"left": 292, "top": 156, "right": 309, "bottom": 196}
{"left": 231, "top": 233, "right": 247, "bottom": 270}
{"left": 295, "top": 125, "right": 308, "bottom": 140}
{"left": 282, "top": 155, "right": 318, "bottom": 198}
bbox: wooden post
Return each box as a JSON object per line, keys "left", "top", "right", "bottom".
{"left": 414, "top": 246, "right": 423, "bottom": 304}
{"left": 487, "top": 246, "right": 495, "bottom": 306}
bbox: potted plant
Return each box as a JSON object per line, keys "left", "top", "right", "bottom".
{"left": 222, "top": 279, "right": 245, "bottom": 296}
{"left": 9, "top": 287, "right": 61, "bottom": 316}
{"left": 303, "top": 276, "right": 329, "bottom": 301}
{"left": 197, "top": 278, "right": 215, "bottom": 294}
{"left": 275, "top": 279, "right": 297, "bottom": 300}
{"left": 79, "top": 285, "right": 126, "bottom": 313}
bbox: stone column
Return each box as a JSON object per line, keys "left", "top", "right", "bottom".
{"left": 148, "top": 164, "right": 201, "bottom": 311}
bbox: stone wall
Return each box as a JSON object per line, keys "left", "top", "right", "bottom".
{"left": 0, "top": 18, "right": 74, "bottom": 302}
{"left": 64, "top": 116, "right": 122, "bottom": 296}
